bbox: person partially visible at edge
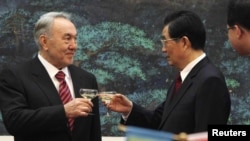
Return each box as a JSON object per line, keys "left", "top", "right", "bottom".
{"left": 0, "top": 12, "right": 101, "bottom": 141}
{"left": 99, "top": 10, "right": 231, "bottom": 134}
{"left": 227, "top": 0, "right": 250, "bottom": 55}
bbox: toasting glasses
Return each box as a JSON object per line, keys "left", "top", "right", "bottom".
{"left": 99, "top": 91, "right": 116, "bottom": 116}
{"left": 79, "top": 88, "right": 98, "bottom": 115}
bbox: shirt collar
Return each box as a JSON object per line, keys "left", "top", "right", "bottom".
{"left": 38, "top": 53, "right": 70, "bottom": 79}
{"left": 180, "top": 53, "right": 206, "bottom": 81}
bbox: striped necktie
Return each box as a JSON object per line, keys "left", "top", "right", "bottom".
{"left": 55, "top": 71, "right": 74, "bottom": 131}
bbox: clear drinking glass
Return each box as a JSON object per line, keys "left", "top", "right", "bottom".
{"left": 99, "top": 91, "right": 116, "bottom": 116}
{"left": 79, "top": 88, "right": 98, "bottom": 115}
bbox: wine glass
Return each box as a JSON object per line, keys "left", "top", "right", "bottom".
{"left": 79, "top": 88, "right": 98, "bottom": 115}
{"left": 99, "top": 91, "right": 116, "bottom": 116}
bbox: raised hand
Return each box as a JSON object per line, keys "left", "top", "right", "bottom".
{"left": 64, "top": 98, "right": 94, "bottom": 117}
{"left": 99, "top": 93, "right": 133, "bottom": 116}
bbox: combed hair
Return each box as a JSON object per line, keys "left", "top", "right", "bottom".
{"left": 33, "top": 12, "right": 71, "bottom": 47}
{"left": 227, "top": 0, "right": 250, "bottom": 30}
{"left": 163, "top": 10, "right": 206, "bottom": 50}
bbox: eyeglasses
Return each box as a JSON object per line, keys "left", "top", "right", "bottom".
{"left": 160, "top": 38, "right": 180, "bottom": 48}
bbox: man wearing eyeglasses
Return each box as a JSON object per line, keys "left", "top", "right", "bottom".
{"left": 227, "top": 0, "right": 250, "bottom": 55}
{"left": 100, "top": 10, "right": 231, "bottom": 134}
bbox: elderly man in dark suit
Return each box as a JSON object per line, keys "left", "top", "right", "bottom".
{"left": 0, "top": 12, "right": 101, "bottom": 141}
{"left": 100, "top": 10, "right": 231, "bottom": 134}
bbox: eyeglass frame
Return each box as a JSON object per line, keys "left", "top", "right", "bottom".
{"left": 160, "top": 38, "right": 180, "bottom": 48}
{"left": 226, "top": 25, "right": 246, "bottom": 36}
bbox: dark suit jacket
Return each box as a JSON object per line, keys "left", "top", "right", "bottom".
{"left": 122, "top": 57, "right": 231, "bottom": 134}
{"left": 0, "top": 56, "right": 101, "bottom": 141}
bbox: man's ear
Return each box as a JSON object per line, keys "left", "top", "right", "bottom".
{"left": 181, "top": 36, "right": 191, "bottom": 50}
{"left": 234, "top": 25, "right": 244, "bottom": 39}
{"left": 39, "top": 35, "right": 49, "bottom": 50}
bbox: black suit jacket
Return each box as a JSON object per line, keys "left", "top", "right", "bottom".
{"left": 122, "top": 57, "right": 231, "bottom": 134}
{"left": 0, "top": 56, "right": 101, "bottom": 141}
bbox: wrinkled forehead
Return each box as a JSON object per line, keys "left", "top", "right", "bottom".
{"left": 51, "top": 18, "right": 77, "bottom": 35}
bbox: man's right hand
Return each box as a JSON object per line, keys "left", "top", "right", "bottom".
{"left": 64, "top": 98, "right": 94, "bottom": 118}
{"left": 102, "top": 93, "right": 133, "bottom": 116}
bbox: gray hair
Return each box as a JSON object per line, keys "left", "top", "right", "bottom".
{"left": 33, "top": 12, "right": 71, "bottom": 47}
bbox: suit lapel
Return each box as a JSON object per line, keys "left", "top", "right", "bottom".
{"left": 68, "top": 66, "right": 82, "bottom": 98}
{"left": 30, "top": 57, "right": 62, "bottom": 105}
{"left": 158, "top": 57, "right": 209, "bottom": 129}
{"left": 69, "top": 66, "right": 98, "bottom": 99}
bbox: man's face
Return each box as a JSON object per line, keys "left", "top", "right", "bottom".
{"left": 161, "top": 26, "right": 183, "bottom": 69}
{"left": 227, "top": 25, "right": 250, "bottom": 56}
{"left": 41, "top": 17, "right": 77, "bottom": 69}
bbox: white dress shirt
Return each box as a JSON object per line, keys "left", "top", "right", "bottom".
{"left": 38, "top": 53, "right": 75, "bottom": 98}
{"left": 179, "top": 53, "right": 206, "bottom": 82}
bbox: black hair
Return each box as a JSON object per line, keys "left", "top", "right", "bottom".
{"left": 227, "top": 0, "right": 250, "bottom": 30}
{"left": 164, "top": 10, "right": 206, "bottom": 50}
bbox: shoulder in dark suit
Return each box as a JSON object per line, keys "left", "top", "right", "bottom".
{"left": 123, "top": 57, "right": 231, "bottom": 134}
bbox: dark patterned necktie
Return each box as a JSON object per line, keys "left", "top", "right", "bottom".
{"left": 55, "top": 71, "right": 74, "bottom": 131}
{"left": 174, "top": 73, "right": 182, "bottom": 94}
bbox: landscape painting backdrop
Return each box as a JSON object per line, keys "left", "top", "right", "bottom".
{"left": 1, "top": 0, "right": 250, "bottom": 136}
